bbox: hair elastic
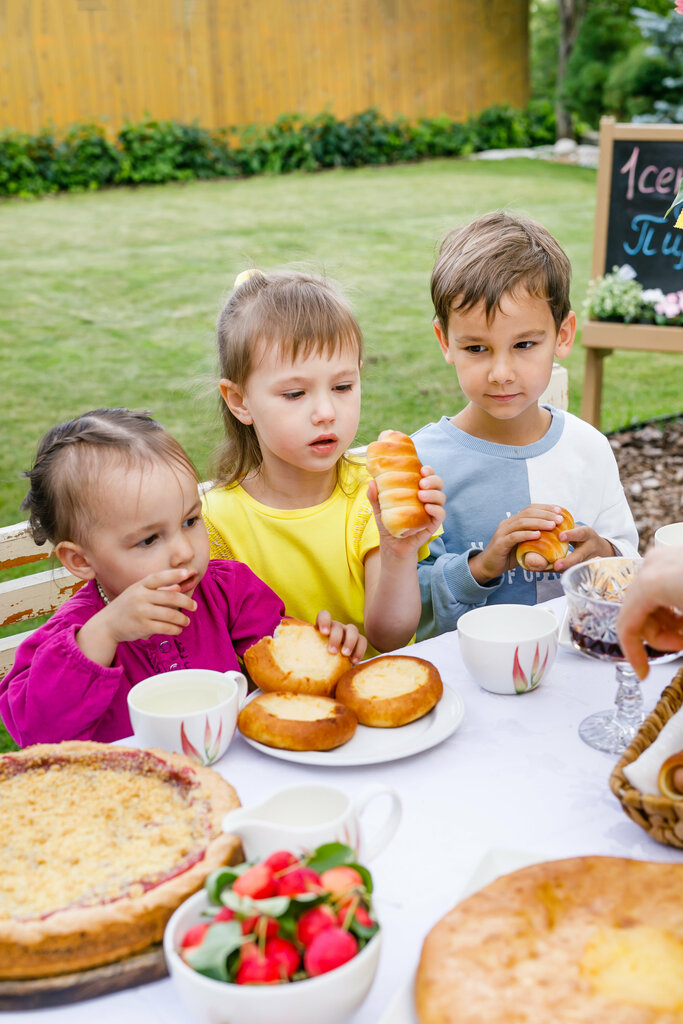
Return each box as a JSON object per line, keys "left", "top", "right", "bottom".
{"left": 233, "top": 269, "right": 258, "bottom": 289}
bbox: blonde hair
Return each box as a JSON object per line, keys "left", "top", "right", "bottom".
{"left": 23, "top": 409, "right": 199, "bottom": 547}
{"left": 431, "top": 211, "right": 572, "bottom": 333}
{"left": 213, "top": 270, "right": 364, "bottom": 484}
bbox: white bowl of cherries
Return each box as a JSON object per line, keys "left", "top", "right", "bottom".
{"left": 163, "top": 843, "right": 381, "bottom": 1024}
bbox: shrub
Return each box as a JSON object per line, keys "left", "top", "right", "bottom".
{"left": 53, "top": 122, "right": 121, "bottom": 191}
{"left": 0, "top": 130, "right": 57, "bottom": 197}
{"left": 0, "top": 102, "right": 556, "bottom": 199}
{"left": 468, "top": 104, "right": 531, "bottom": 151}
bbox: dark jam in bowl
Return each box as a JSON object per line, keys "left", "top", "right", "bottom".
{"left": 569, "top": 625, "right": 660, "bottom": 660}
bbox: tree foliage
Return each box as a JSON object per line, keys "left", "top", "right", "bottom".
{"left": 531, "top": 0, "right": 677, "bottom": 133}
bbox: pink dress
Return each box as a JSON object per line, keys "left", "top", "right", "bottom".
{"left": 0, "top": 559, "right": 284, "bottom": 746}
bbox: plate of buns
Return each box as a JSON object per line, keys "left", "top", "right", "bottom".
{"left": 238, "top": 619, "right": 465, "bottom": 766}
{"left": 238, "top": 684, "right": 464, "bottom": 766}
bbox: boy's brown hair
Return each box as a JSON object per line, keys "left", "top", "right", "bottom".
{"left": 431, "top": 211, "right": 572, "bottom": 332}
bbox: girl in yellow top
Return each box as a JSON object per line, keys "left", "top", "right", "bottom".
{"left": 202, "top": 270, "right": 445, "bottom": 657}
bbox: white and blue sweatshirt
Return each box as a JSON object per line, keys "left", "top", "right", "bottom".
{"left": 413, "top": 408, "right": 639, "bottom": 639}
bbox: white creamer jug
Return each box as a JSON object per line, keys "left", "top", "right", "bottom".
{"left": 222, "top": 782, "right": 401, "bottom": 861}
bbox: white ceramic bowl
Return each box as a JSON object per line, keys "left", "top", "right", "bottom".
{"left": 654, "top": 521, "right": 683, "bottom": 547}
{"left": 163, "top": 889, "right": 381, "bottom": 1024}
{"left": 457, "top": 604, "right": 559, "bottom": 695}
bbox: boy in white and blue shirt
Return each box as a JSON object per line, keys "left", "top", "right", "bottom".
{"left": 414, "top": 212, "right": 638, "bottom": 639}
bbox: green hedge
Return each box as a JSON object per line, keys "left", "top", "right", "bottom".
{"left": 0, "top": 100, "right": 556, "bottom": 198}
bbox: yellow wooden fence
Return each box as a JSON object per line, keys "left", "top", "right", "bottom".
{"left": 0, "top": 0, "right": 528, "bottom": 135}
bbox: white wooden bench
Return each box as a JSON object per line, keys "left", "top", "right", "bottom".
{"left": 0, "top": 522, "right": 82, "bottom": 680}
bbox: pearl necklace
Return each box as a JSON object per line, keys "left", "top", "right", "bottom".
{"left": 95, "top": 580, "right": 110, "bottom": 606}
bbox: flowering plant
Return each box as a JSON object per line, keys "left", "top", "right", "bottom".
{"left": 583, "top": 265, "right": 683, "bottom": 326}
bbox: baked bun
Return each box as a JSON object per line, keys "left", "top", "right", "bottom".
{"left": 366, "top": 430, "right": 431, "bottom": 538}
{"left": 335, "top": 655, "right": 443, "bottom": 727}
{"left": 243, "top": 618, "right": 353, "bottom": 697}
{"left": 658, "top": 751, "right": 683, "bottom": 798}
{"left": 238, "top": 692, "right": 357, "bottom": 751}
{"left": 516, "top": 507, "right": 575, "bottom": 571}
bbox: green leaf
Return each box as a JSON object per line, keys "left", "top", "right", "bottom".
{"left": 204, "top": 864, "right": 248, "bottom": 903}
{"left": 665, "top": 183, "right": 683, "bottom": 219}
{"left": 306, "top": 842, "right": 355, "bottom": 873}
{"left": 349, "top": 862, "right": 374, "bottom": 893}
{"left": 220, "top": 889, "right": 291, "bottom": 918}
{"left": 185, "top": 921, "right": 246, "bottom": 981}
{"left": 349, "top": 917, "right": 380, "bottom": 941}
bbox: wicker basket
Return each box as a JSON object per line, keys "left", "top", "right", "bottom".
{"left": 609, "top": 665, "right": 683, "bottom": 848}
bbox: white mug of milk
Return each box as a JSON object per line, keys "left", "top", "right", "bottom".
{"left": 127, "top": 668, "right": 248, "bottom": 765}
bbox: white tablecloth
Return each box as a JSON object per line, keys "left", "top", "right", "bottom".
{"left": 8, "top": 598, "right": 682, "bottom": 1022}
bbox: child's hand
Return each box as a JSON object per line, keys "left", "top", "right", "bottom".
{"left": 367, "top": 466, "right": 446, "bottom": 553}
{"left": 76, "top": 569, "right": 198, "bottom": 667}
{"left": 469, "top": 505, "right": 567, "bottom": 585}
{"left": 552, "top": 526, "right": 615, "bottom": 572}
{"left": 316, "top": 611, "right": 367, "bottom": 664}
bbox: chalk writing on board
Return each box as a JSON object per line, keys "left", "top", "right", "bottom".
{"left": 605, "top": 139, "right": 683, "bottom": 291}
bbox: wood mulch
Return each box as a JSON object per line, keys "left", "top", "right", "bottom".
{"left": 608, "top": 415, "right": 683, "bottom": 552}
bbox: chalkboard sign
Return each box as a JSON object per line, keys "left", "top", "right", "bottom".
{"left": 593, "top": 118, "right": 683, "bottom": 293}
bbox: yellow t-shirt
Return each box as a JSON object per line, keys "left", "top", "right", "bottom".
{"left": 202, "top": 461, "right": 382, "bottom": 655}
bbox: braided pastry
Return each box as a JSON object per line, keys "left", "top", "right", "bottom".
{"left": 516, "top": 507, "right": 575, "bottom": 572}
{"left": 366, "top": 430, "right": 431, "bottom": 538}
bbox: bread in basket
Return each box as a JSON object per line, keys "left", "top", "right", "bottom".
{"left": 609, "top": 665, "right": 683, "bottom": 848}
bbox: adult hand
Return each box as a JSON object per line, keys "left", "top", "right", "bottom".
{"left": 616, "top": 547, "right": 683, "bottom": 679}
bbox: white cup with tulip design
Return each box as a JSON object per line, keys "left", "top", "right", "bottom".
{"left": 127, "top": 668, "right": 248, "bottom": 765}
{"left": 457, "top": 604, "right": 559, "bottom": 695}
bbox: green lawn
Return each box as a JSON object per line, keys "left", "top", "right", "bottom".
{"left": 2, "top": 157, "right": 681, "bottom": 531}
{"left": 1, "top": 157, "right": 681, "bottom": 752}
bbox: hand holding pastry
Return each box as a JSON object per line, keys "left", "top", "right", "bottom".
{"left": 550, "top": 524, "right": 616, "bottom": 572}
{"left": 516, "top": 507, "right": 575, "bottom": 571}
{"left": 469, "top": 505, "right": 568, "bottom": 585}
{"left": 366, "top": 430, "right": 445, "bottom": 545}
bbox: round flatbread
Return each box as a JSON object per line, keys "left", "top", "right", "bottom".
{"left": 415, "top": 856, "right": 683, "bottom": 1024}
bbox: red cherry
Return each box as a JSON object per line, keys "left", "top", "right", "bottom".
{"left": 235, "top": 942, "right": 282, "bottom": 985}
{"left": 320, "top": 866, "right": 364, "bottom": 895}
{"left": 304, "top": 926, "right": 358, "bottom": 976}
{"left": 240, "top": 914, "right": 280, "bottom": 939}
{"left": 263, "top": 850, "right": 300, "bottom": 873}
{"left": 275, "top": 866, "right": 323, "bottom": 896}
{"left": 180, "top": 922, "right": 210, "bottom": 948}
{"left": 296, "top": 904, "right": 337, "bottom": 947}
{"left": 337, "top": 901, "right": 374, "bottom": 929}
{"left": 232, "top": 863, "right": 277, "bottom": 899}
{"left": 265, "top": 936, "right": 300, "bottom": 978}
{"left": 213, "top": 906, "right": 235, "bottom": 923}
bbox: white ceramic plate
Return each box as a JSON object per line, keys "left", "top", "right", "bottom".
{"left": 377, "top": 848, "right": 545, "bottom": 1024}
{"left": 240, "top": 685, "right": 465, "bottom": 767}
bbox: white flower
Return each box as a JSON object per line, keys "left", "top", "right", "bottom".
{"left": 642, "top": 288, "right": 666, "bottom": 304}
{"left": 615, "top": 264, "right": 638, "bottom": 280}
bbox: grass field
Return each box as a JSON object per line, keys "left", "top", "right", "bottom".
{"left": 2, "top": 156, "right": 682, "bottom": 531}
{"left": 1, "top": 157, "right": 682, "bottom": 752}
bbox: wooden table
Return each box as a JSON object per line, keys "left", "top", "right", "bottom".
{"left": 5, "top": 597, "right": 682, "bottom": 1023}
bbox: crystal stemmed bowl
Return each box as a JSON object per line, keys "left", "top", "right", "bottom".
{"left": 561, "top": 556, "right": 669, "bottom": 755}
